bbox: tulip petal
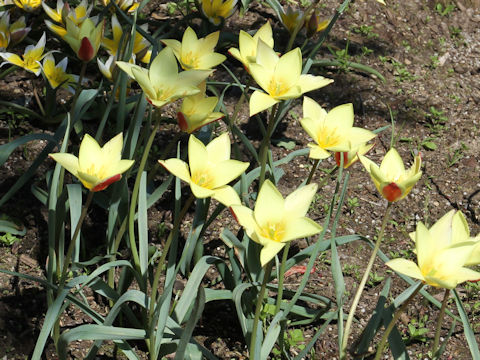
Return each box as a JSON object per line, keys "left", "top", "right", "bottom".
{"left": 298, "top": 74, "right": 333, "bottom": 93}
{"left": 206, "top": 133, "right": 230, "bottom": 163}
{"left": 188, "top": 135, "right": 208, "bottom": 177}
{"left": 380, "top": 148, "right": 405, "bottom": 178}
{"left": 212, "top": 185, "right": 241, "bottom": 207}
{"left": 190, "top": 181, "right": 215, "bottom": 199}
{"left": 386, "top": 258, "right": 424, "bottom": 281}
{"left": 159, "top": 159, "right": 191, "bottom": 183}
{"left": 303, "top": 96, "right": 327, "bottom": 122}
{"left": 254, "top": 180, "right": 284, "bottom": 226}
{"left": 230, "top": 205, "right": 256, "bottom": 231}
{"left": 308, "top": 144, "right": 331, "bottom": 159}
{"left": 283, "top": 217, "right": 322, "bottom": 242}
{"left": 210, "top": 160, "right": 249, "bottom": 188}
{"left": 415, "top": 222, "right": 435, "bottom": 269}
{"left": 49, "top": 153, "right": 79, "bottom": 176}
{"left": 249, "top": 90, "right": 279, "bottom": 116}
{"left": 260, "top": 241, "right": 285, "bottom": 267}
{"left": 284, "top": 183, "right": 318, "bottom": 218}
{"left": 79, "top": 134, "right": 102, "bottom": 171}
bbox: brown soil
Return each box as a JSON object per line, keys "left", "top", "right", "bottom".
{"left": 1, "top": 0, "right": 480, "bottom": 359}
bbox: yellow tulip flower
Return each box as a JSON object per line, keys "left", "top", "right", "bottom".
{"left": 386, "top": 212, "right": 480, "bottom": 289}
{"left": 0, "top": 32, "right": 48, "bottom": 75}
{"left": 334, "top": 142, "right": 374, "bottom": 169}
{"left": 116, "top": 47, "right": 212, "bottom": 108}
{"left": 408, "top": 210, "right": 480, "bottom": 267}
{"left": 102, "top": 14, "right": 151, "bottom": 64}
{"left": 13, "top": 0, "right": 40, "bottom": 12}
{"left": 359, "top": 148, "right": 421, "bottom": 202}
{"left": 43, "top": 0, "right": 92, "bottom": 25}
{"left": 100, "top": 0, "right": 139, "bottom": 13}
{"left": 228, "top": 21, "right": 273, "bottom": 71}
{"left": 49, "top": 133, "right": 134, "bottom": 192}
{"left": 159, "top": 133, "right": 248, "bottom": 207}
{"left": 249, "top": 41, "right": 333, "bottom": 116}
{"left": 177, "top": 81, "right": 224, "bottom": 133}
{"left": 231, "top": 180, "right": 322, "bottom": 266}
{"left": 41, "top": 53, "right": 78, "bottom": 93}
{"left": 200, "top": 0, "right": 237, "bottom": 26}
{"left": 280, "top": 6, "right": 304, "bottom": 34}
{"left": 162, "top": 27, "right": 226, "bottom": 70}
{"left": 300, "top": 97, "right": 376, "bottom": 160}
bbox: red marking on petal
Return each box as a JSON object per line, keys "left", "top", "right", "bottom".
{"left": 469, "top": 279, "right": 480, "bottom": 283}
{"left": 177, "top": 112, "right": 188, "bottom": 132}
{"left": 92, "top": 174, "right": 121, "bottom": 192}
{"left": 78, "top": 37, "right": 94, "bottom": 62}
{"left": 334, "top": 152, "right": 349, "bottom": 167}
{"left": 284, "top": 265, "right": 316, "bottom": 278}
{"left": 382, "top": 182, "right": 402, "bottom": 202}
{"left": 146, "top": 97, "right": 153, "bottom": 105}
{"left": 229, "top": 207, "right": 239, "bottom": 223}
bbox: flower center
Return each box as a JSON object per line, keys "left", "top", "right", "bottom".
{"left": 259, "top": 222, "right": 285, "bottom": 242}
{"left": 191, "top": 170, "right": 214, "bottom": 189}
{"left": 181, "top": 51, "right": 200, "bottom": 69}
{"left": 86, "top": 163, "right": 108, "bottom": 179}
{"left": 267, "top": 78, "right": 288, "bottom": 97}
{"left": 317, "top": 126, "right": 341, "bottom": 148}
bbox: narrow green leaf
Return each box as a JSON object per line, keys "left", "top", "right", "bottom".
{"left": 67, "top": 184, "right": 82, "bottom": 262}
{"left": 138, "top": 172, "right": 148, "bottom": 277}
{"left": 454, "top": 289, "right": 480, "bottom": 360}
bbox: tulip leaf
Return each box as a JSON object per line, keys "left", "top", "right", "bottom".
{"left": 138, "top": 172, "right": 149, "bottom": 278}
{"left": 0, "top": 133, "right": 56, "bottom": 167}
{"left": 0, "top": 218, "right": 26, "bottom": 236}
{"left": 453, "top": 289, "right": 480, "bottom": 360}
{"left": 422, "top": 141, "right": 437, "bottom": 150}
{"left": 67, "top": 184, "right": 82, "bottom": 262}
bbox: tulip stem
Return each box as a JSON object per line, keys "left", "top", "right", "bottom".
{"left": 275, "top": 242, "right": 290, "bottom": 315}
{"left": 432, "top": 288, "right": 450, "bottom": 358}
{"left": 374, "top": 282, "right": 423, "bottom": 360}
{"left": 341, "top": 201, "right": 393, "bottom": 359}
{"left": 128, "top": 118, "right": 161, "bottom": 275}
{"left": 69, "top": 62, "right": 87, "bottom": 118}
{"left": 250, "top": 260, "right": 273, "bottom": 359}
{"left": 259, "top": 104, "right": 278, "bottom": 187}
{"left": 306, "top": 159, "right": 320, "bottom": 185}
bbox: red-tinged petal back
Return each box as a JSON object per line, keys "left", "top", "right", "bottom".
{"left": 177, "top": 112, "right": 188, "bottom": 132}
{"left": 335, "top": 152, "right": 348, "bottom": 167}
{"left": 91, "top": 174, "right": 121, "bottom": 192}
{"left": 382, "top": 182, "right": 402, "bottom": 202}
{"left": 78, "top": 37, "right": 94, "bottom": 62}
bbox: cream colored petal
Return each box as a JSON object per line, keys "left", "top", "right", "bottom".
{"left": 298, "top": 74, "right": 333, "bottom": 94}
{"left": 465, "top": 242, "right": 480, "bottom": 266}
{"left": 428, "top": 210, "right": 455, "bottom": 246}
{"left": 104, "top": 159, "right": 134, "bottom": 178}
{"left": 238, "top": 30, "right": 254, "bottom": 59}
{"left": 228, "top": 47, "right": 242, "bottom": 63}
{"left": 275, "top": 48, "right": 301, "bottom": 89}
{"left": 255, "top": 38, "right": 278, "bottom": 70}
{"left": 206, "top": 132, "right": 230, "bottom": 163}
{"left": 380, "top": 148, "right": 405, "bottom": 178}
{"left": 248, "top": 63, "right": 271, "bottom": 93}
{"left": 260, "top": 240, "right": 285, "bottom": 267}
{"left": 190, "top": 181, "right": 215, "bottom": 199}
{"left": 150, "top": 47, "right": 178, "bottom": 82}
{"left": 197, "top": 53, "right": 226, "bottom": 69}
{"left": 302, "top": 96, "right": 327, "bottom": 122}
{"left": 255, "top": 22, "right": 274, "bottom": 47}
{"left": 158, "top": 158, "right": 191, "bottom": 183}
{"left": 299, "top": 117, "right": 321, "bottom": 143}
{"left": 451, "top": 211, "right": 470, "bottom": 244}
{"left": 210, "top": 160, "right": 248, "bottom": 188}
{"left": 249, "top": 90, "right": 279, "bottom": 116}
{"left": 161, "top": 39, "right": 181, "bottom": 60}
{"left": 176, "top": 69, "right": 212, "bottom": 86}
{"left": 415, "top": 222, "right": 434, "bottom": 270}
{"left": 203, "top": 30, "right": 220, "bottom": 51}
{"left": 77, "top": 170, "right": 100, "bottom": 189}
{"left": 212, "top": 185, "right": 241, "bottom": 207}
{"left": 386, "top": 258, "right": 424, "bottom": 281}
{"left": 282, "top": 217, "right": 322, "bottom": 242}
{"left": 131, "top": 66, "right": 156, "bottom": 100}
{"left": 78, "top": 134, "right": 102, "bottom": 171}
{"left": 327, "top": 103, "right": 354, "bottom": 128}
{"left": 284, "top": 183, "right": 318, "bottom": 218}
{"left": 230, "top": 205, "right": 256, "bottom": 231}
{"left": 188, "top": 134, "right": 208, "bottom": 177}
{"left": 101, "top": 133, "right": 123, "bottom": 162}
{"left": 49, "top": 153, "right": 79, "bottom": 177}
{"left": 308, "top": 144, "right": 331, "bottom": 160}
{"left": 348, "top": 127, "right": 376, "bottom": 147}
{"left": 254, "top": 180, "right": 285, "bottom": 227}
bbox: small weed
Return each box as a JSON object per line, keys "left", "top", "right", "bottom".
{"left": 343, "top": 264, "right": 361, "bottom": 280}
{"left": 272, "top": 328, "right": 313, "bottom": 359}
{"left": 352, "top": 25, "right": 379, "bottom": 39}
{"left": 435, "top": 2, "right": 456, "bottom": 16}
{"left": 390, "top": 59, "right": 416, "bottom": 83}
{"left": 0, "top": 233, "right": 20, "bottom": 246}
{"left": 449, "top": 26, "right": 462, "bottom": 39}
{"left": 446, "top": 142, "right": 468, "bottom": 167}
{"left": 425, "top": 106, "right": 448, "bottom": 133}
{"left": 361, "top": 46, "right": 373, "bottom": 56}
{"left": 404, "top": 315, "right": 429, "bottom": 343}
{"left": 367, "top": 272, "right": 385, "bottom": 287}
{"left": 401, "top": 40, "right": 411, "bottom": 51}
{"left": 429, "top": 55, "right": 440, "bottom": 69}
{"left": 346, "top": 196, "right": 360, "bottom": 214}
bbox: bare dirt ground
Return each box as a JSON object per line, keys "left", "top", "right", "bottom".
{"left": 1, "top": 0, "right": 480, "bottom": 358}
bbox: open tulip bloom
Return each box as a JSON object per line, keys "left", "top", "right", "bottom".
{"left": 386, "top": 211, "right": 480, "bottom": 289}
{"left": 300, "top": 97, "right": 376, "bottom": 160}
{"left": 230, "top": 180, "right": 322, "bottom": 266}
{"left": 177, "top": 81, "right": 224, "bottom": 133}
{"left": 49, "top": 133, "right": 134, "bottom": 192}
{"left": 228, "top": 21, "right": 274, "bottom": 71}
{"left": 116, "top": 47, "right": 212, "bottom": 108}
{"left": 41, "top": 53, "right": 78, "bottom": 92}
{"left": 159, "top": 133, "right": 249, "bottom": 207}
{"left": 359, "top": 148, "right": 421, "bottom": 202}
{"left": 13, "top": 0, "right": 41, "bottom": 12}
{"left": 200, "top": 0, "right": 237, "bottom": 26}
{"left": 0, "top": 32, "right": 48, "bottom": 75}
{"left": 248, "top": 40, "right": 333, "bottom": 116}
{"left": 162, "top": 27, "right": 226, "bottom": 70}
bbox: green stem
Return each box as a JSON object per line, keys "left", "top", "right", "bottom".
{"left": 250, "top": 260, "right": 273, "bottom": 359}
{"left": 258, "top": 105, "right": 278, "bottom": 187}
{"left": 374, "top": 282, "right": 423, "bottom": 360}
{"left": 69, "top": 62, "right": 88, "bottom": 117}
{"left": 128, "top": 117, "right": 161, "bottom": 274}
{"left": 58, "top": 191, "right": 94, "bottom": 288}
{"left": 432, "top": 288, "right": 450, "bottom": 358}
{"left": 275, "top": 243, "right": 290, "bottom": 315}
{"left": 148, "top": 194, "right": 194, "bottom": 356}
{"left": 306, "top": 159, "right": 320, "bottom": 185}
{"left": 341, "top": 201, "right": 393, "bottom": 359}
